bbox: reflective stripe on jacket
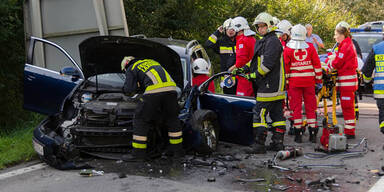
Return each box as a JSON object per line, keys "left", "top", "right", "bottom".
{"left": 249, "top": 32, "right": 285, "bottom": 102}
{"left": 123, "top": 59, "right": 176, "bottom": 95}
{"left": 284, "top": 42, "right": 321, "bottom": 87}
{"left": 330, "top": 37, "right": 358, "bottom": 92}
{"left": 362, "top": 41, "right": 384, "bottom": 99}
{"left": 205, "top": 30, "right": 236, "bottom": 72}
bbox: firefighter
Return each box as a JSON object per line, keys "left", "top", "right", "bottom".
{"left": 284, "top": 24, "right": 322, "bottom": 143}
{"left": 276, "top": 20, "right": 292, "bottom": 49}
{"left": 192, "top": 58, "right": 215, "bottom": 92}
{"left": 120, "top": 56, "right": 184, "bottom": 161}
{"left": 205, "top": 18, "right": 237, "bottom": 94}
{"left": 328, "top": 21, "right": 358, "bottom": 139}
{"left": 237, "top": 12, "right": 286, "bottom": 153}
{"left": 361, "top": 35, "right": 384, "bottom": 136}
{"left": 229, "top": 16, "right": 256, "bottom": 97}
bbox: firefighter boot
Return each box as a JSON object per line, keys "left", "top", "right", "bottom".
{"left": 245, "top": 130, "right": 267, "bottom": 154}
{"left": 166, "top": 144, "right": 185, "bottom": 159}
{"left": 309, "top": 127, "right": 318, "bottom": 143}
{"left": 268, "top": 132, "right": 285, "bottom": 151}
{"left": 122, "top": 149, "right": 148, "bottom": 162}
{"left": 294, "top": 128, "right": 303, "bottom": 143}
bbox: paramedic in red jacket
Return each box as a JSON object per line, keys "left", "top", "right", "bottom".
{"left": 228, "top": 16, "right": 256, "bottom": 96}
{"left": 284, "top": 24, "right": 322, "bottom": 143}
{"left": 327, "top": 21, "right": 358, "bottom": 139}
{"left": 192, "top": 58, "right": 215, "bottom": 93}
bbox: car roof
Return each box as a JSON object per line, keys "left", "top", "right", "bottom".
{"left": 147, "top": 37, "right": 190, "bottom": 58}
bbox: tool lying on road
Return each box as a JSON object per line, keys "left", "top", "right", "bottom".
{"left": 79, "top": 169, "right": 104, "bottom": 177}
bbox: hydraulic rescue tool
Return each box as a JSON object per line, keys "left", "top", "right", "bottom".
{"left": 317, "top": 69, "right": 347, "bottom": 152}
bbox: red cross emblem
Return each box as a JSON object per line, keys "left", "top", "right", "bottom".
{"left": 294, "top": 49, "right": 308, "bottom": 61}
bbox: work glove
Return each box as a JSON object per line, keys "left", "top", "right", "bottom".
{"left": 381, "top": 127, "right": 384, "bottom": 135}
{"left": 244, "top": 72, "right": 257, "bottom": 80}
{"left": 231, "top": 67, "right": 245, "bottom": 75}
{"left": 327, "top": 54, "right": 336, "bottom": 70}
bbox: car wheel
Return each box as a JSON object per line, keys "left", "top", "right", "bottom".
{"left": 191, "top": 109, "right": 220, "bottom": 153}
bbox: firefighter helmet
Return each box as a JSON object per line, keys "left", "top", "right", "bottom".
{"left": 272, "top": 17, "right": 280, "bottom": 26}
{"left": 223, "top": 18, "right": 233, "bottom": 30}
{"left": 336, "top": 21, "right": 350, "bottom": 30}
{"left": 192, "top": 58, "right": 210, "bottom": 74}
{"left": 121, "top": 56, "right": 135, "bottom": 71}
{"left": 232, "top": 16, "right": 255, "bottom": 36}
{"left": 276, "top": 20, "right": 293, "bottom": 35}
{"left": 253, "top": 12, "right": 273, "bottom": 27}
{"left": 286, "top": 24, "right": 309, "bottom": 49}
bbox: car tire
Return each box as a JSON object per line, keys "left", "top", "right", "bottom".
{"left": 191, "top": 109, "right": 220, "bottom": 154}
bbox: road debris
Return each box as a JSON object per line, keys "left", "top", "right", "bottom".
{"left": 207, "top": 177, "right": 216, "bottom": 182}
{"left": 234, "top": 177, "right": 265, "bottom": 183}
{"left": 79, "top": 169, "right": 104, "bottom": 177}
{"left": 305, "top": 175, "right": 338, "bottom": 190}
{"left": 270, "top": 184, "right": 292, "bottom": 191}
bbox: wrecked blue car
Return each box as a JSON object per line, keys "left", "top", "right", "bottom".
{"left": 24, "top": 36, "right": 255, "bottom": 169}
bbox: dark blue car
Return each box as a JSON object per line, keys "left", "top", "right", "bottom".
{"left": 25, "top": 36, "right": 255, "bottom": 169}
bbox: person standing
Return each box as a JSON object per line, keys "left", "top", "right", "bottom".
{"left": 120, "top": 57, "right": 184, "bottom": 161}
{"left": 284, "top": 24, "right": 322, "bottom": 143}
{"left": 327, "top": 21, "right": 358, "bottom": 139}
{"left": 229, "top": 16, "right": 256, "bottom": 97}
{"left": 237, "top": 12, "right": 286, "bottom": 153}
{"left": 205, "top": 18, "right": 237, "bottom": 94}
{"left": 361, "top": 34, "right": 384, "bottom": 136}
{"left": 305, "top": 24, "right": 324, "bottom": 52}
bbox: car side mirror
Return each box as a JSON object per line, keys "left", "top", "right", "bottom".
{"left": 60, "top": 66, "right": 81, "bottom": 80}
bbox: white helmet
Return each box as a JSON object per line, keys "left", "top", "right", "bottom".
{"left": 286, "top": 24, "right": 309, "bottom": 49}
{"left": 253, "top": 12, "right": 275, "bottom": 33}
{"left": 276, "top": 20, "right": 292, "bottom": 35}
{"left": 336, "top": 21, "right": 350, "bottom": 30}
{"left": 192, "top": 58, "right": 210, "bottom": 74}
{"left": 272, "top": 17, "right": 280, "bottom": 26}
{"left": 223, "top": 18, "right": 233, "bottom": 30}
{"left": 232, "top": 16, "right": 255, "bottom": 36}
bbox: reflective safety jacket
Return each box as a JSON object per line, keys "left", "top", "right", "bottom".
{"left": 247, "top": 32, "right": 285, "bottom": 102}
{"left": 284, "top": 42, "right": 322, "bottom": 87}
{"left": 362, "top": 41, "right": 384, "bottom": 99}
{"left": 123, "top": 59, "right": 176, "bottom": 95}
{"left": 205, "top": 30, "right": 236, "bottom": 72}
{"left": 330, "top": 37, "right": 358, "bottom": 92}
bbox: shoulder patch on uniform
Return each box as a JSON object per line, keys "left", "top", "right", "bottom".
{"left": 239, "top": 44, "right": 243, "bottom": 49}
{"left": 338, "top": 53, "right": 344, "bottom": 58}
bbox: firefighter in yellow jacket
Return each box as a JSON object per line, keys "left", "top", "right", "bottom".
{"left": 120, "top": 56, "right": 183, "bottom": 161}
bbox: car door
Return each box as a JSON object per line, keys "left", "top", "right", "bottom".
{"left": 24, "top": 37, "right": 84, "bottom": 115}
{"left": 197, "top": 73, "right": 256, "bottom": 145}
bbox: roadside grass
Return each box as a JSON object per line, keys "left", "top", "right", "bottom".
{"left": 0, "top": 113, "right": 44, "bottom": 169}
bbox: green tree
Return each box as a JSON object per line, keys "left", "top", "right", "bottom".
{"left": 0, "top": 0, "right": 31, "bottom": 131}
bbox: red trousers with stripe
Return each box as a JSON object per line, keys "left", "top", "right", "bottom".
{"left": 288, "top": 86, "right": 317, "bottom": 129}
{"left": 340, "top": 91, "right": 356, "bottom": 135}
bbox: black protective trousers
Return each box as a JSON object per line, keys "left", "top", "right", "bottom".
{"left": 252, "top": 100, "right": 286, "bottom": 135}
{"left": 133, "top": 91, "right": 181, "bottom": 148}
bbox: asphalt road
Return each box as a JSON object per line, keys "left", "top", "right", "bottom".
{"left": 0, "top": 96, "right": 383, "bottom": 192}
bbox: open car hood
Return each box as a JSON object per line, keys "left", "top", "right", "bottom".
{"left": 79, "top": 36, "right": 183, "bottom": 89}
